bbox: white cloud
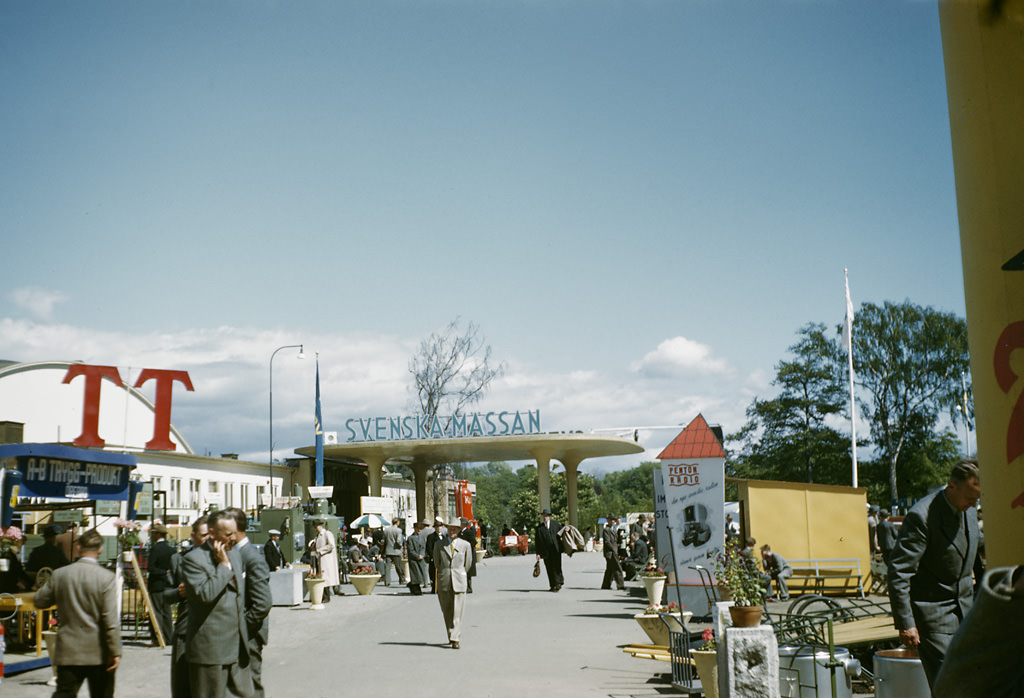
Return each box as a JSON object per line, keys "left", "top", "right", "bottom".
{"left": 0, "top": 318, "right": 766, "bottom": 473}
{"left": 631, "top": 336, "right": 731, "bottom": 377}
{"left": 9, "top": 287, "right": 68, "bottom": 321}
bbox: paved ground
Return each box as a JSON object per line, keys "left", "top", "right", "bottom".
{"left": 6, "top": 552, "right": 686, "bottom": 698}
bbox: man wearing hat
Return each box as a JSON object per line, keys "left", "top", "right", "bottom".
{"left": 148, "top": 521, "right": 175, "bottom": 645}
{"left": 601, "top": 515, "right": 625, "bottom": 591}
{"left": 263, "top": 529, "right": 288, "bottom": 571}
{"left": 26, "top": 524, "right": 70, "bottom": 580}
{"left": 433, "top": 518, "right": 473, "bottom": 649}
{"left": 425, "top": 516, "right": 446, "bottom": 594}
{"left": 535, "top": 508, "right": 563, "bottom": 592}
{"left": 406, "top": 520, "right": 429, "bottom": 595}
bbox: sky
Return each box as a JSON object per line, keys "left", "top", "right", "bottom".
{"left": 0, "top": 1, "right": 969, "bottom": 475}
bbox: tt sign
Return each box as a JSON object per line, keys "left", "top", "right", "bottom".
{"left": 63, "top": 364, "right": 194, "bottom": 451}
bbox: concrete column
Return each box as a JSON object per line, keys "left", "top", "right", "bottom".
{"left": 562, "top": 456, "right": 583, "bottom": 528}
{"left": 717, "top": 606, "right": 780, "bottom": 698}
{"left": 363, "top": 454, "right": 387, "bottom": 497}
{"left": 532, "top": 451, "right": 552, "bottom": 512}
{"left": 410, "top": 463, "right": 431, "bottom": 524}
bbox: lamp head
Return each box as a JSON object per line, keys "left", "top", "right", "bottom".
{"left": 297, "top": 345, "right": 306, "bottom": 359}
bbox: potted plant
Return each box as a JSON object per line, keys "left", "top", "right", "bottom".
{"left": 349, "top": 564, "right": 382, "bottom": 595}
{"left": 633, "top": 601, "right": 691, "bottom": 646}
{"left": 689, "top": 627, "right": 719, "bottom": 698}
{"left": 638, "top": 558, "right": 667, "bottom": 606}
{"left": 0, "top": 526, "right": 23, "bottom": 571}
{"left": 712, "top": 537, "right": 766, "bottom": 626}
{"left": 114, "top": 519, "right": 140, "bottom": 561}
{"left": 42, "top": 615, "right": 59, "bottom": 686}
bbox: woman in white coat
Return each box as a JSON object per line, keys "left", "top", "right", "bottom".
{"left": 312, "top": 519, "right": 341, "bottom": 600}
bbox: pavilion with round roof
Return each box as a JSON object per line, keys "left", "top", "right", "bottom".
{"left": 296, "top": 432, "right": 643, "bottom": 527}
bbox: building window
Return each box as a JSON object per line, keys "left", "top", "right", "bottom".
{"left": 170, "top": 478, "right": 182, "bottom": 508}
{"left": 240, "top": 484, "right": 249, "bottom": 511}
{"left": 188, "top": 479, "right": 200, "bottom": 509}
{"left": 257, "top": 485, "right": 266, "bottom": 507}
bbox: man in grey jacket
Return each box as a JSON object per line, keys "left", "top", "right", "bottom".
{"left": 227, "top": 508, "right": 272, "bottom": 698}
{"left": 183, "top": 510, "right": 252, "bottom": 698}
{"left": 383, "top": 517, "right": 406, "bottom": 587}
{"left": 887, "top": 460, "right": 984, "bottom": 688}
{"left": 35, "top": 528, "right": 121, "bottom": 698}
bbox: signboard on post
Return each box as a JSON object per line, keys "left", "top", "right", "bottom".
{"left": 655, "top": 415, "right": 727, "bottom": 613}
{"left": 360, "top": 495, "right": 392, "bottom": 517}
{"left": 307, "top": 486, "right": 334, "bottom": 500}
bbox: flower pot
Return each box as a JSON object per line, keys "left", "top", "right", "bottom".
{"left": 689, "top": 649, "right": 719, "bottom": 698}
{"left": 0, "top": 558, "right": 9, "bottom": 572}
{"left": 350, "top": 573, "right": 381, "bottom": 595}
{"left": 42, "top": 630, "right": 58, "bottom": 686}
{"left": 633, "top": 611, "right": 693, "bottom": 646}
{"left": 121, "top": 550, "right": 133, "bottom": 563}
{"left": 305, "top": 578, "right": 327, "bottom": 609}
{"left": 728, "top": 604, "right": 763, "bottom": 627}
{"left": 717, "top": 585, "right": 732, "bottom": 602}
{"left": 641, "top": 575, "right": 666, "bottom": 606}
{"left": 475, "top": 549, "right": 485, "bottom": 564}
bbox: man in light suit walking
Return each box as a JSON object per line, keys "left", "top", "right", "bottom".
{"left": 888, "top": 459, "right": 984, "bottom": 689}
{"left": 35, "top": 528, "right": 121, "bottom": 698}
{"left": 383, "top": 517, "right": 406, "bottom": 587}
{"left": 227, "top": 508, "right": 272, "bottom": 698}
{"left": 183, "top": 510, "right": 253, "bottom": 698}
{"left": 433, "top": 518, "right": 473, "bottom": 649}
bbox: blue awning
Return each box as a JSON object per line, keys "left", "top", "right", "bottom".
{"left": 0, "top": 443, "right": 137, "bottom": 501}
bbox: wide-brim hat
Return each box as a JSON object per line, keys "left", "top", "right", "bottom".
{"left": 151, "top": 522, "right": 168, "bottom": 535}
{"left": 43, "top": 524, "right": 63, "bottom": 537}
{"left": 268, "top": 529, "right": 281, "bottom": 536}
{"left": 447, "top": 517, "right": 463, "bottom": 528}
{"left": 540, "top": 508, "right": 551, "bottom": 516}
{"left": 434, "top": 516, "right": 446, "bottom": 525}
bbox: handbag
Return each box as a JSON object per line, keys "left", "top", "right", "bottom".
{"left": 532, "top": 560, "right": 541, "bottom": 577}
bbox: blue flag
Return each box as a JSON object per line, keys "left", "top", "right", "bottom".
{"left": 314, "top": 357, "right": 324, "bottom": 487}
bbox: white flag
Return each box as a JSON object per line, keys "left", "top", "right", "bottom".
{"left": 842, "top": 269, "right": 854, "bottom": 351}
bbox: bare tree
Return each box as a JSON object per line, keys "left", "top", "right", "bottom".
{"left": 409, "top": 318, "right": 504, "bottom": 517}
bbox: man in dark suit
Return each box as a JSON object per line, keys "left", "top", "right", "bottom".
{"left": 35, "top": 528, "right": 121, "bottom": 698}
{"left": 534, "top": 508, "right": 563, "bottom": 591}
{"left": 623, "top": 531, "right": 650, "bottom": 581}
{"left": 167, "top": 516, "right": 210, "bottom": 698}
{"left": 382, "top": 518, "right": 406, "bottom": 587}
{"left": 183, "top": 510, "right": 252, "bottom": 698}
{"left": 148, "top": 522, "right": 175, "bottom": 646}
{"left": 263, "top": 529, "right": 287, "bottom": 571}
{"left": 888, "top": 459, "right": 984, "bottom": 689}
{"left": 877, "top": 509, "right": 898, "bottom": 568}
{"left": 601, "top": 515, "right": 625, "bottom": 591}
{"left": 458, "top": 518, "right": 478, "bottom": 593}
{"left": 26, "top": 524, "right": 70, "bottom": 580}
{"left": 425, "top": 517, "right": 445, "bottom": 594}
{"left": 227, "top": 508, "right": 272, "bottom": 698}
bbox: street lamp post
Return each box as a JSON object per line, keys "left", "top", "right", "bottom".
{"left": 269, "top": 344, "right": 304, "bottom": 506}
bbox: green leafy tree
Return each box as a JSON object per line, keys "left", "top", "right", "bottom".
{"left": 851, "top": 302, "right": 970, "bottom": 501}
{"left": 469, "top": 461, "right": 521, "bottom": 534}
{"left": 599, "top": 461, "right": 658, "bottom": 513}
{"left": 729, "top": 323, "right": 851, "bottom": 485}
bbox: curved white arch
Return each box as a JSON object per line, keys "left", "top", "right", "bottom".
{"left": 0, "top": 360, "right": 194, "bottom": 455}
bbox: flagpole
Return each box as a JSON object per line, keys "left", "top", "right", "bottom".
{"left": 844, "top": 269, "right": 859, "bottom": 488}
{"left": 314, "top": 353, "right": 324, "bottom": 488}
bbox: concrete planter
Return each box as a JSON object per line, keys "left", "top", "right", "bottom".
{"left": 633, "top": 611, "right": 692, "bottom": 646}
{"left": 305, "top": 578, "right": 327, "bottom": 609}
{"left": 640, "top": 575, "right": 666, "bottom": 606}
{"left": 689, "top": 649, "right": 719, "bottom": 698}
{"left": 350, "top": 574, "right": 381, "bottom": 595}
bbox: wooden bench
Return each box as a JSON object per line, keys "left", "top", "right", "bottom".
{"left": 786, "top": 558, "right": 864, "bottom": 597}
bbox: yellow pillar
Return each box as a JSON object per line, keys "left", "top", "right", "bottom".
{"left": 410, "top": 463, "right": 431, "bottom": 524}
{"left": 533, "top": 451, "right": 552, "bottom": 512}
{"left": 562, "top": 457, "right": 583, "bottom": 528}
{"left": 363, "top": 454, "right": 386, "bottom": 497}
{"left": 939, "top": 0, "right": 1024, "bottom": 566}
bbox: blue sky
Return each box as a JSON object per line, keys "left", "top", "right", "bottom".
{"left": 0, "top": 1, "right": 968, "bottom": 473}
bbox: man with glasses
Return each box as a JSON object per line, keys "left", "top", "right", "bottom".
{"left": 183, "top": 510, "right": 252, "bottom": 698}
